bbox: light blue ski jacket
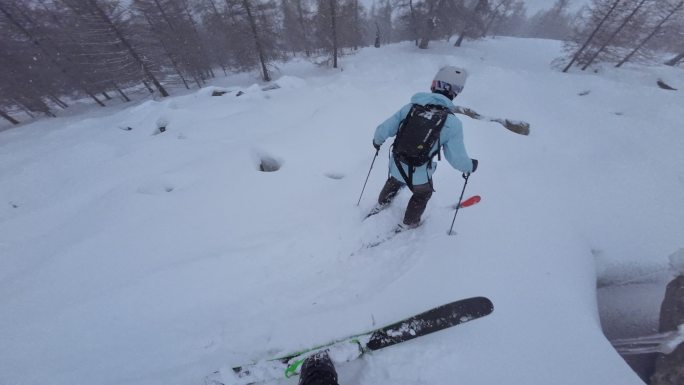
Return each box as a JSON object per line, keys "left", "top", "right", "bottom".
{"left": 373, "top": 92, "right": 474, "bottom": 186}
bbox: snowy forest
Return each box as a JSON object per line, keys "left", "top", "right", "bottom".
{"left": 1, "top": 0, "right": 682, "bottom": 125}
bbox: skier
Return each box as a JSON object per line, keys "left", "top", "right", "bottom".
{"left": 298, "top": 351, "right": 339, "bottom": 385}
{"left": 371, "top": 66, "right": 478, "bottom": 229}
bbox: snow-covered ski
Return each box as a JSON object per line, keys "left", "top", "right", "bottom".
{"left": 364, "top": 203, "right": 388, "bottom": 220}
{"left": 451, "top": 105, "right": 530, "bottom": 136}
{"left": 361, "top": 195, "right": 481, "bottom": 249}
{"left": 367, "top": 194, "right": 480, "bottom": 220}
{"left": 205, "top": 297, "right": 493, "bottom": 385}
{"left": 363, "top": 222, "right": 418, "bottom": 248}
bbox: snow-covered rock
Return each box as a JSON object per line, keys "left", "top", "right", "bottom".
{"left": 668, "top": 249, "right": 684, "bottom": 275}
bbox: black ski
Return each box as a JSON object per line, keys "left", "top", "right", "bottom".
{"left": 366, "top": 296, "right": 493, "bottom": 350}
{"left": 206, "top": 297, "right": 493, "bottom": 385}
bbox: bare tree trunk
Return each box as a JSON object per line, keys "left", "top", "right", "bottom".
{"left": 293, "top": 0, "right": 311, "bottom": 56}
{"left": 294, "top": 0, "right": 311, "bottom": 56}
{"left": 88, "top": 0, "right": 169, "bottom": 96}
{"left": 22, "top": 96, "right": 57, "bottom": 117}
{"left": 419, "top": 18, "right": 435, "bottom": 49}
{"left": 181, "top": 0, "right": 214, "bottom": 76}
{"left": 112, "top": 83, "right": 131, "bottom": 102}
{"left": 665, "top": 52, "right": 684, "bottom": 66}
{"left": 454, "top": 0, "right": 486, "bottom": 47}
{"left": 241, "top": 0, "right": 271, "bottom": 81}
{"left": 482, "top": 13, "right": 499, "bottom": 37}
{"left": 0, "top": 2, "right": 107, "bottom": 107}
{"left": 420, "top": 0, "right": 439, "bottom": 49}
{"left": 32, "top": 97, "right": 56, "bottom": 117}
{"left": 0, "top": 109, "right": 20, "bottom": 125}
{"left": 143, "top": 81, "right": 154, "bottom": 93}
{"left": 581, "top": 0, "right": 648, "bottom": 70}
{"left": 454, "top": 20, "right": 469, "bottom": 46}
{"left": 482, "top": 0, "right": 506, "bottom": 38}
{"left": 454, "top": 33, "right": 465, "bottom": 47}
{"left": 14, "top": 100, "right": 36, "bottom": 118}
{"left": 191, "top": 74, "right": 202, "bottom": 88}
{"left": 616, "top": 1, "right": 684, "bottom": 68}
{"left": 86, "top": 91, "right": 106, "bottom": 106}
{"left": 562, "top": 0, "right": 621, "bottom": 73}
{"left": 153, "top": 0, "right": 176, "bottom": 31}
{"left": 141, "top": 11, "right": 190, "bottom": 89}
{"left": 353, "top": 0, "right": 359, "bottom": 50}
{"left": 153, "top": 35, "right": 187, "bottom": 88}
{"left": 164, "top": 52, "right": 190, "bottom": 89}
{"left": 178, "top": 71, "right": 191, "bottom": 89}
{"left": 330, "top": 0, "right": 338, "bottom": 67}
{"left": 409, "top": 0, "right": 419, "bottom": 46}
{"left": 382, "top": 0, "right": 392, "bottom": 44}
{"left": 48, "top": 93, "right": 69, "bottom": 109}
{"left": 150, "top": 0, "right": 193, "bottom": 87}
{"left": 208, "top": 0, "right": 236, "bottom": 69}
{"left": 374, "top": 22, "right": 381, "bottom": 47}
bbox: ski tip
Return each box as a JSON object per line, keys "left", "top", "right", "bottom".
{"left": 476, "top": 296, "right": 494, "bottom": 313}
{"left": 454, "top": 296, "right": 494, "bottom": 316}
{"left": 450, "top": 195, "right": 482, "bottom": 210}
{"left": 460, "top": 195, "right": 481, "bottom": 208}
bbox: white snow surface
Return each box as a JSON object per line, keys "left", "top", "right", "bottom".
{"left": 1, "top": 37, "right": 683, "bottom": 385}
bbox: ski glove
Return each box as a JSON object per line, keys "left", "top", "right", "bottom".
{"left": 471, "top": 159, "right": 478, "bottom": 173}
{"left": 373, "top": 140, "right": 381, "bottom": 151}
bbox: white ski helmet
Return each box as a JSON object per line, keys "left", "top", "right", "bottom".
{"left": 431, "top": 66, "right": 468, "bottom": 99}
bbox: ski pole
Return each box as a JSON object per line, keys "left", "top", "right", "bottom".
{"left": 356, "top": 150, "right": 379, "bottom": 206}
{"left": 447, "top": 173, "right": 470, "bottom": 236}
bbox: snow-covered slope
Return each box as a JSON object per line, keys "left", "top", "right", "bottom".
{"left": 1, "top": 37, "right": 683, "bottom": 385}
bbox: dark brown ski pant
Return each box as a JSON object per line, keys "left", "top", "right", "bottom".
{"left": 378, "top": 176, "right": 433, "bottom": 226}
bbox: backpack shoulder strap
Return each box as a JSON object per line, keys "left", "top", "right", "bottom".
{"left": 397, "top": 104, "right": 421, "bottom": 134}
{"left": 424, "top": 104, "right": 449, "bottom": 161}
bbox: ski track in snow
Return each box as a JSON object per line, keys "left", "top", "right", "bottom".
{"left": 1, "top": 37, "right": 683, "bottom": 385}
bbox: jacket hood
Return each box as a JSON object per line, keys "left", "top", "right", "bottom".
{"left": 410, "top": 92, "right": 454, "bottom": 109}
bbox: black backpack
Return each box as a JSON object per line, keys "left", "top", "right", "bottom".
{"left": 392, "top": 103, "right": 450, "bottom": 190}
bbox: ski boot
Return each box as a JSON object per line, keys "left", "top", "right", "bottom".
{"left": 298, "top": 351, "right": 339, "bottom": 385}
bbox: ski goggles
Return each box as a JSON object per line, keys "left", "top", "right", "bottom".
{"left": 431, "top": 80, "right": 463, "bottom": 95}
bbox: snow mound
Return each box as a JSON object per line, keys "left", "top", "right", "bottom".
{"left": 274, "top": 75, "right": 307, "bottom": 89}
{"left": 668, "top": 248, "right": 684, "bottom": 274}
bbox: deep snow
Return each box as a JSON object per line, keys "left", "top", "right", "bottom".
{"left": 1, "top": 37, "right": 683, "bottom": 385}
